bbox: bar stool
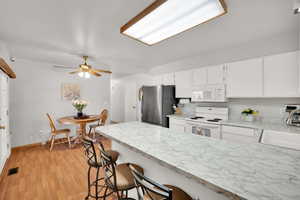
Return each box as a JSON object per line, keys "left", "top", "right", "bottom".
{"left": 98, "top": 144, "right": 144, "bottom": 200}
{"left": 129, "top": 164, "right": 193, "bottom": 200}
{"left": 82, "top": 137, "right": 119, "bottom": 200}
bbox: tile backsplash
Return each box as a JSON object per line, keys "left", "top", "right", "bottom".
{"left": 178, "top": 98, "right": 300, "bottom": 123}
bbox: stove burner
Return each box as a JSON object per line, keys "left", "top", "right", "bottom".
{"left": 190, "top": 117, "right": 204, "bottom": 120}
{"left": 207, "top": 118, "right": 222, "bottom": 122}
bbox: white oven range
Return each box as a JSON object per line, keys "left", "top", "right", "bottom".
{"left": 184, "top": 107, "right": 229, "bottom": 139}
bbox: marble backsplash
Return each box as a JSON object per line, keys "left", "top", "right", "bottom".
{"left": 178, "top": 98, "right": 300, "bottom": 123}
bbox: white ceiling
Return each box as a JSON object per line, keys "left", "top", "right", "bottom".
{"left": 0, "top": 0, "right": 298, "bottom": 76}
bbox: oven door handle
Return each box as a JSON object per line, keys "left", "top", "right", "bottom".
{"left": 187, "top": 123, "right": 220, "bottom": 129}
{"left": 200, "top": 125, "right": 220, "bottom": 129}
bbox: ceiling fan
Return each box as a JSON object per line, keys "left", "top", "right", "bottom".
{"left": 69, "top": 56, "right": 112, "bottom": 78}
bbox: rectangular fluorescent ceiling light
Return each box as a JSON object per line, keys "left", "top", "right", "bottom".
{"left": 121, "top": 0, "right": 227, "bottom": 45}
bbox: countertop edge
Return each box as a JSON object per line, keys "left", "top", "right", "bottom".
{"left": 99, "top": 130, "right": 247, "bottom": 200}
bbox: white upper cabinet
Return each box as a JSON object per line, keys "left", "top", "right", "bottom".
{"left": 193, "top": 67, "right": 207, "bottom": 86}
{"left": 162, "top": 73, "right": 175, "bottom": 85}
{"left": 175, "top": 70, "right": 193, "bottom": 98}
{"left": 263, "top": 51, "right": 299, "bottom": 97}
{"left": 226, "top": 58, "right": 264, "bottom": 97}
{"left": 192, "top": 65, "right": 224, "bottom": 86}
{"left": 207, "top": 65, "right": 225, "bottom": 84}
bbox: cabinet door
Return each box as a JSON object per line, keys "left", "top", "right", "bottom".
{"left": 0, "top": 72, "right": 9, "bottom": 172}
{"left": 227, "top": 58, "right": 263, "bottom": 97}
{"left": 162, "top": 73, "right": 175, "bottom": 85}
{"left": 170, "top": 124, "right": 185, "bottom": 132}
{"left": 175, "top": 70, "right": 192, "bottom": 98}
{"left": 207, "top": 65, "right": 224, "bottom": 84}
{"left": 262, "top": 130, "right": 300, "bottom": 150}
{"left": 264, "top": 51, "right": 299, "bottom": 97}
{"left": 192, "top": 68, "right": 207, "bottom": 86}
{"left": 169, "top": 118, "right": 186, "bottom": 132}
{"left": 125, "top": 81, "right": 137, "bottom": 122}
{"left": 221, "top": 126, "right": 261, "bottom": 144}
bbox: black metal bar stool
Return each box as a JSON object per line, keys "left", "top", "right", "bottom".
{"left": 98, "top": 144, "right": 144, "bottom": 200}
{"left": 129, "top": 164, "right": 193, "bottom": 200}
{"left": 82, "top": 137, "right": 119, "bottom": 200}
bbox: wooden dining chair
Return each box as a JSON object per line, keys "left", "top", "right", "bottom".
{"left": 46, "top": 113, "right": 71, "bottom": 151}
{"left": 88, "top": 109, "right": 109, "bottom": 138}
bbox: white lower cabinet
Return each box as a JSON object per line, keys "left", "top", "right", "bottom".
{"left": 221, "top": 125, "right": 261, "bottom": 144}
{"left": 169, "top": 118, "right": 186, "bottom": 133}
{"left": 261, "top": 130, "right": 300, "bottom": 150}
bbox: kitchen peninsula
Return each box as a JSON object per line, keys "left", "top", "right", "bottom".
{"left": 97, "top": 122, "right": 300, "bottom": 200}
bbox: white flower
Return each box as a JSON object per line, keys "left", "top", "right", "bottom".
{"left": 72, "top": 99, "right": 88, "bottom": 112}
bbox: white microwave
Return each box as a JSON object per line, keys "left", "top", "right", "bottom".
{"left": 191, "top": 84, "right": 227, "bottom": 102}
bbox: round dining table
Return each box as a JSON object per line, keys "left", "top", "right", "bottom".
{"left": 58, "top": 115, "right": 100, "bottom": 144}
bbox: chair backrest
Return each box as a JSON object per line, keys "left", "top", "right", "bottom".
{"left": 98, "top": 109, "right": 108, "bottom": 126}
{"left": 98, "top": 144, "right": 119, "bottom": 193}
{"left": 46, "top": 113, "right": 56, "bottom": 132}
{"left": 82, "top": 137, "right": 98, "bottom": 164}
{"left": 129, "top": 164, "right": 172, "bottom": 200}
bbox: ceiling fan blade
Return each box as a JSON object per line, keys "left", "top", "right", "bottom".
{"left": 69, "top": 70, "right": 80, "bottom": 74}
{"left": 93, "top": 69, "right": 112, "bottom": 74}
{"left": 89, "top": 70, "right": 102, "bottom": 77}
{"left": 53, "top": 65, "right": 76, "bottom": 69}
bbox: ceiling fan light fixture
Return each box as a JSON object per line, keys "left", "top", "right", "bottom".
{"left": 78, "top": 72, "right": 91, "bottom": 79}
{"left": 84, "top": 72, "right": 91, "bottom": 79}
{"left": 71, "top": 56, "right": 112, "bottom": 78}
{"left": 78, "top": 72, "right": 84, "bottom": 78}
{"left": 121, "top": 0, "right": 227, "bottom": 45}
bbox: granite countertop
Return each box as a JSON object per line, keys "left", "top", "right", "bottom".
{"left": 167, "top": 114, "right": 300, "bottom": 134}
{"left": 97, "top": 122, "right": 300, "bottom": 200}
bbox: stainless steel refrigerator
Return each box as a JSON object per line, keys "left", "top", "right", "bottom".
{"left": 141, "top": 85, "right": 176, "bottom": 127}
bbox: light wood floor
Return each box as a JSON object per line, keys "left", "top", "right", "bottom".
{"left": 0, "top": 138, "right": 116, "bottom": 200}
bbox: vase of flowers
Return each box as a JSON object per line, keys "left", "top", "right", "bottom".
{"left": 241, "top": 108, "right": 259, "bottom": 122}
{"left": 72, "top": 99, "right": 88, "bottom": 118}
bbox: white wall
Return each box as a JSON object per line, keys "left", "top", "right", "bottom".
{"left": 10, "top": 58, "right": 111, "bottom": 147}
{"left": 0, "top": 41, "right": 10, "bottom": 60}
{"left": 111, "top": 73, "right": 154, "bottom": 122}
